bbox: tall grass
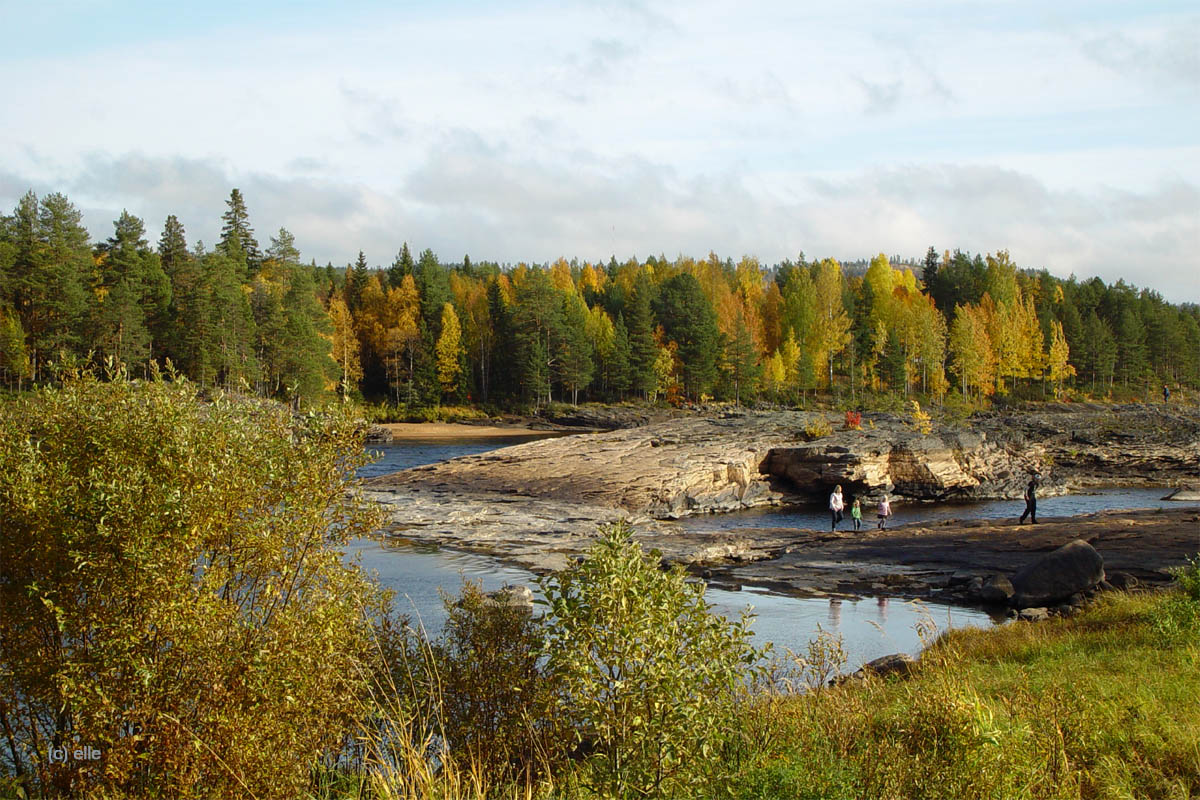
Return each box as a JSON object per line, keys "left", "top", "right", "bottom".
{"left": 309, "top": 567, "right": 1200, "bottom": 800}
{"left": 727, "top": 586, "right": 1199, "bottom": 800}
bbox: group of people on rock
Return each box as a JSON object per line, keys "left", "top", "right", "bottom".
{"left": 827, "top": 472, "right": 1043, "bottom": 532}
{"left": 828, "top": 485, "right": 890, "bottom": 532}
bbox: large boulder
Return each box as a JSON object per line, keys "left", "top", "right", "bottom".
{"left": 979, "top": 573, "right": 1015, "bottom": 605}
{"left": 364, "top": 424, "right": 394, "bottom": 443}
{"left": 1010, "top": 539, "right": 1105, "bottom": 609}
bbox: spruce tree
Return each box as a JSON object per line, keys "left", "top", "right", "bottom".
{"left": 559, "top": 292, "right": 595, "bottom": 404}
{"left": 158, "top": 215, "right": 189, "bottom": 280}
{"left": 388, "top": 242, "right": 414, "bottom": 289}
{"left": 485, "top": 278, "right": 512, "bottom": 402}
{"left": 654, "top": 273, "right": 719, "bottom": 400}
{"left": 626, "top": 275, "right": 658, "bottom": 399}
{"left": 417, "top": 248, "right": 450, "bottom": 336}
{"left": 206, "top": 250, "right": 259, "bottom": 389}
{"left": 218, "top": 188, "right": 261, "bottom": 277}
{"left": 922, "top": 245, "right": 939, "bottom": 289}
{"left": 513, "top": 269, "right": 564, "bottom": 407}
{"left": 344, "top": 252, "right": 370, "bottom": 313}
{"left": 608, "top": 314, "right": 632, "bottom": 398}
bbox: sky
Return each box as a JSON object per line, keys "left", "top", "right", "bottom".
{"left": 2, "top": 0, "right": 1198, "bottom": 302}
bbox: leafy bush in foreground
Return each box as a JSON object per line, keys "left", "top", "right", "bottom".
{"left": 538, "top": 523, "right": 765, "bottom": 798}
{"left": 0, "top": 366, "right": 385, "bottom": 799}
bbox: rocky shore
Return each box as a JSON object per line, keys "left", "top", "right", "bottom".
{"left": 362, "top": 403, "right": 1200, "bottom": 602}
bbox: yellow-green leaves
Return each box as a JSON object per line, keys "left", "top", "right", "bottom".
{"left": 0, "top": 368, "right": 385, "bottom": 799}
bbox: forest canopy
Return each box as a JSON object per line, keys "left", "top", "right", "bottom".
{"left": 1, "top": 188, "right": 1196, "bottom": 406}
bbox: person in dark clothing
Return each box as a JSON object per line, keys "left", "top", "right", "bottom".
{"left": 1164, "top": 384, "right": 1170, "bottom": 404}
{"left": 1019, "top": 475, "right": 1039, "bottom": 524}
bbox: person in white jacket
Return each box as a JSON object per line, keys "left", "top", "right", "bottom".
{"left": 829, "top": 485, "right": 844, "bottom": 531}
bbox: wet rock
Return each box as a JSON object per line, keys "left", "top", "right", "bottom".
{"left": 1162, "top": 486, "right": 1200, "bottom": 501}
{"left": 364, "top": 424, "right": 394, "bottom": 443}
{"left": 979, "top": 574, "right": 1015, "bottom": 605}
{"left": 484, "top": 585, "right": 534, "bottom": 612}
{"left": 1010, "top": 540, "right": 1105, "bottom": 609}
{"left": 1018, "top": 607, "right": 1050, "bottom": 621}
{"left": 859, "top": 653, "right": 918, "bottom": 678}
{"left": 1107, "top": 571, "right": 1139, "bottom": 591}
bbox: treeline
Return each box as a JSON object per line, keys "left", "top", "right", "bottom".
{"left": 1, "top": 188, "right": 1197, "bottom": 405}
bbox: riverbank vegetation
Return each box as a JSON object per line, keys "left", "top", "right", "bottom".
{"left": 1, "top": 189, "right": 1197, "bottom": 413}
{"left": 1, "top": 373, "right": 1197, "bottom": 798}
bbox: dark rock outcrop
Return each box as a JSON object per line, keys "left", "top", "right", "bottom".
{"left": 979, "top": 573, "right": 1015, "bottom": 604}
{"left": 364, "top": 424, "right": 394, "bottom": 443}
{"left": 859, "top": 653, "right": 918, "bottom": 678}
{"left": 1010, "top": 539, "right": 1105, "bottom": 609}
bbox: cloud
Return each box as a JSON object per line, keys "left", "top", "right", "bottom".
{"left": 1081, "top": 20, "right": 1200, "bottom": 91}
{"left": 2, "top": 148, "right": 1196, "bottom": 303}
{"left": 338, "top": 81, "right": 407, "bottom": 146}
{"left": 796, "top": 165, "right": 1200, "bottom": 301}
{"left": 856, "top": 77, "right": 904, "bottom": 115}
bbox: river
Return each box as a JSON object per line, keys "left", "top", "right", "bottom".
{"left": 346, "top": 435, "right": 1186, "bottom": 669}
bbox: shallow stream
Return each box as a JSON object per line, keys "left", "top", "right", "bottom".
{"left": 347, "top": 435, "right": 1189, "bottom": 669}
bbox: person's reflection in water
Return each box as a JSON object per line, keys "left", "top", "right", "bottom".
{"left": 876, "top": 596, "right": 889, "bottom": 624}
{"left": 828, "top": 598, "right": 842, "bottom": 627}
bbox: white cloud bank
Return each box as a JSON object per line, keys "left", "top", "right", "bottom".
{"left": 1, "top": 0, "right": 1197, "bottom": 301}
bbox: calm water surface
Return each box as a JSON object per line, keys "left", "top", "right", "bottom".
{"left": 347, "top": 435, "right": 1190, "bottom": 668}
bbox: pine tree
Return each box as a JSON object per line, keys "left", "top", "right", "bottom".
{"left": 266, "top": 228, "right": 301, "bottom": 267}
{"left": 97, "top": 211, "right": 171, "bottom": 367}
{"left": 1116, "top": 308, "right": 1147, "bottom": 388}
{"left": 14, "top": 192, "right": 93, "bottom": 376}
{"left": 279, "top": 269, "right": 333, "bottom": 402}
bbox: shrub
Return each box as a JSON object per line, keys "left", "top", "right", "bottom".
{"left": 0, "top": 365, "right": 385, "bottom": 799}
{"left": 843, "top": 410, "right": 862, "bottom": 430}
{"left": 371, "top": 582, "right": 564, "bottom": 788}
{"left": 1151, "top": 555, "right": 1200, "bottom": 646}
{"left": 909, "top": 400, "right": 933, "bottom": 435}
{"left": 801, "top": 417, "right": 833, "bottom": 440}
{"left": 537, "top": 523, "right": 765, "bottom": 798}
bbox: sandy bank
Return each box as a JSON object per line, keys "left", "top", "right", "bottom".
{"left": 379, "top": 422, "right": 567, "bottom": 441}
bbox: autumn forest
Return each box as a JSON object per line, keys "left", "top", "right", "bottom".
{"left": 1, "top": 188, "right": 1196, "bottom": 408}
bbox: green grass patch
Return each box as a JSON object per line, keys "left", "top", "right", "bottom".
{"left": 725, "top": 589, "right": 1199, "bottom": 800}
